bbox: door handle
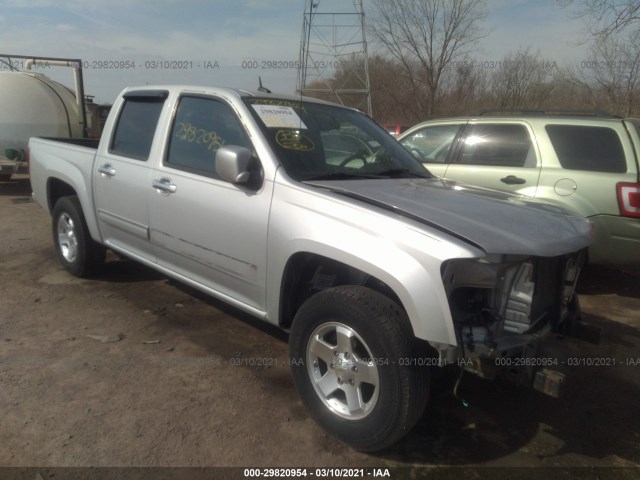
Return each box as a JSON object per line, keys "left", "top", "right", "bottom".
{"left": 98, "top": 164, "right": 116, "bottom": 178}
{"left": 501, "top": 175, "right": 526, "bottom": 185}
{"left": 152, "top": 177, "right": 177, "bottom": 195}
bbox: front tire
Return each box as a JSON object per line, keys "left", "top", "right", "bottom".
{"left": 51, "top": 196, "right": 106, "bottom": 277}
{"left": 289, "top": 286, "right": 429, "bottom": 451}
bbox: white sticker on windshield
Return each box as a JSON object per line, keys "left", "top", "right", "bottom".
{"left": 252, "top": 105, "right": 307, "bottom": 129}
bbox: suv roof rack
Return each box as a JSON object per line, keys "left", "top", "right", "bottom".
{"left": 473, "top": 109, "right": 620, "bottom": 118}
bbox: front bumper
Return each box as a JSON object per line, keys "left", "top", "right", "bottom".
{"left": 438, "top": 251, "right": 599, "bottom": 397}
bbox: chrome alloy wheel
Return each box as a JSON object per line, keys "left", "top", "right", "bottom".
{"left": 57, "top": 212, "right": 78, "bottom": 263}
{"left": 306, "top": 321, "right": 380, "bottom": 420}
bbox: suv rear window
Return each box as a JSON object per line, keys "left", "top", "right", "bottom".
{"left": 546, "top": 125, "right": 626, "bottom": 173}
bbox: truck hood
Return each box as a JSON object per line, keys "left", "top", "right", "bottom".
{"left": 306, "top": 178, "right": 592, "bottom": 256}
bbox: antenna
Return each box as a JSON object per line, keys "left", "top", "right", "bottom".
{"left": 258, "top": 76, "right": 271, "bottom": 94}
{"left": 296, "top": 0, "right": 372, "bottom": 116}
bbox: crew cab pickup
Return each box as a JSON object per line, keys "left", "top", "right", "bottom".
{"left": 30, "top": 85, "right": 594, "bottom": 451}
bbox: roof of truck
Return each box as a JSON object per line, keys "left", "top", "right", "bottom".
{"left": 119, "top": 84, "right": 342, "bottom": 107}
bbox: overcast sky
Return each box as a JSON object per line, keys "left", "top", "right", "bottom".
{"left": 0, "top": 0, "right": 590, "bottom": 104}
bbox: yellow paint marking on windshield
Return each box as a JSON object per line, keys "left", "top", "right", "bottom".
{"left": 275, "top": 130, "right": 315, "bottom": 151}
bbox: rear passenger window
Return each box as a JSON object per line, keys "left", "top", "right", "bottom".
{"left": 166, "top": 96, "right": 251, "bottom": 177}
{"left": 459, "top": 124, "right": 534, "bottom": 167}
{"left": 110, "top": 93, "right": 166, "bottom": 160}
{"left": 546, "top": 125, "right": 626, "bottom": 173}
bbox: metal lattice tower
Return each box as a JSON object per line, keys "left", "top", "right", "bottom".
{"left": 297, "top": 0, "right": 372, "bottom": 116}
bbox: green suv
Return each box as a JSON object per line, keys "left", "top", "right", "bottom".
{"left": 398, "top": 112, "right": 640, "bottom": 265}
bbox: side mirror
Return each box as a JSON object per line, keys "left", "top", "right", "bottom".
{"left": 215, "top": 145, "right": 253, "bottom": 184}
{"left": 4, "top": 148, "right": 25, "bottom": 162}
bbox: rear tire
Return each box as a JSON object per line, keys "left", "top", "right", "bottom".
{"left": 289, "top": 286, "right": 429, "bottom": 451}
{"left": 51, "top": 196, "right": 106, "bottom": 277}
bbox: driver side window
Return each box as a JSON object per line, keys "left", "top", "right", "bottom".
{"left": 400, "top": 124, "right": 462, "bottom": 163}
{"left": 166, "top": 96, "right": 252, "bottom": 178}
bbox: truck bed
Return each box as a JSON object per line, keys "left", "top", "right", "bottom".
{"left": 29, "top": 136, "right": 100, "bottom": 215}
{"left": 36, "top": 137, "right": 100, "bottom": 150}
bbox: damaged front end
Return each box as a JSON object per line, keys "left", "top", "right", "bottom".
{"left": 439, "top": 250, "right": 595, "bottom": 397}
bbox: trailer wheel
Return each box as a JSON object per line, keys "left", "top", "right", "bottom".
{"left": 289, "top": 286, "right": 429, "bottom": 451}
{"left": 51, "top": 196, "right": 106, "bottom": 277}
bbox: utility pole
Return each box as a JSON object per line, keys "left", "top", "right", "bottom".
{"left": 297, "top": 0, "right": 372, "bottom": 116}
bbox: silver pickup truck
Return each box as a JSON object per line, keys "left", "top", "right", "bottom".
{"left": 30, "top": 85, "right": 594, "bottom": 451}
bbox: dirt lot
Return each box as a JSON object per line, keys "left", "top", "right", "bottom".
{"left": 1, "top": 177, "right": 639, "bottom": 476}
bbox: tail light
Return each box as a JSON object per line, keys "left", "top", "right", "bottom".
{"left": 617, "top": 182, "right": 640, "bottom": 218}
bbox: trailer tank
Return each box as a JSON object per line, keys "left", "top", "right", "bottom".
{"left": 0, "top": 71, "right": 83, "bottom": 180}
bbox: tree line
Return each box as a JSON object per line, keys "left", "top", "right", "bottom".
{"left": 306, "top": 0, "right": 640, "bottom": 124}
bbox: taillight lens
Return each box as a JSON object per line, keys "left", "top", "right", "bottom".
{"left": 617, "top": 182, "right": 640, "bottom": 218}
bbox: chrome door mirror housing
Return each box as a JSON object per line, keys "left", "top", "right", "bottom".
{"left": 215, "top": 145, "right": 253, "bottom": 184}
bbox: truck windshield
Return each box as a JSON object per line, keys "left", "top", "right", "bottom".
{"left": 243, "top": 97, "right": 430, "bottom": 181}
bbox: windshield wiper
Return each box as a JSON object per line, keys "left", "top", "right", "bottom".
{"left": 376, "top": 168, "right": 431, "bottom": 178}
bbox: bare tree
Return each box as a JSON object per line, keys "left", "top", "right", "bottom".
{"left": 305, "top": 55, "right": 419, "bottom": 124}
{"left": 490, "top": 48, "right": 557, "bottom": 108}
{"left": 366, "top": 55, "right": 421, "bottom": 123}
{"left": 368, "top": 0, "right": 488, "bottom": 118}
{"left": 559, "top": 0, "right": 640, "bottom": 39}
{"left": 553, "top": 29, "right": 640, "bottom": 116}
{"left": 439, "top": 59, "right": 489, "bottom": 115}
{"left": 587, "top": 31, "right": 640, "bottom": 115}
{"left": 552, "top": 66, "right": 601, "bottom": 110}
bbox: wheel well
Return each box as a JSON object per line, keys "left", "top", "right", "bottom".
{"left": 279, "top": 252, "right": 403, "bottom": 329}
{"left": 47, "top": 178, "right": 77, "bottom": 212}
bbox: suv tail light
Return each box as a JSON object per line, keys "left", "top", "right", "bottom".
{"left": 617, "top": 182, "right": 640, "bottom": 218}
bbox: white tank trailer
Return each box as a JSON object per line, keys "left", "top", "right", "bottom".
{"left": 0, "top": 55, "right": 87, "bottom": 180}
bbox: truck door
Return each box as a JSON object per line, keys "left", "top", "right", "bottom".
{"left": 148, "top": 95, "right": 273, "bottom": 312}
{"left": 92, "top": 91, "right": 168, "bottom": 263}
